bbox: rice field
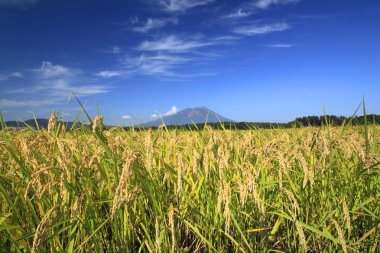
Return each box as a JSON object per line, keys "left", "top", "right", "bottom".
{"left": 0, "top": 114, "right": 379, "bottom": 252}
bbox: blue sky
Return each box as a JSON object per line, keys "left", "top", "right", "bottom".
{"left": 0, "top": 0, "right": 379, "bottom": 125}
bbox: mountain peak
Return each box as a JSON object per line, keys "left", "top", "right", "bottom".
{"left": 143, "top": 106, "right": 234, "bottom": 127}
{"left": 193, "top": 106, "right": 209, "bottom": 110}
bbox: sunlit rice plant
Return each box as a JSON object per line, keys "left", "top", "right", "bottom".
{"left": 0, "top": 102, "right": 379, "bottom": 252}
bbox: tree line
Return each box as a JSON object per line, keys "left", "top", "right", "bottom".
{"left": 290, "top": 114, "right": 380, "bottom": 127}
{"left": 131, "top": 114, "right": 380, "bottom": 130}
{"left": 2, "top": 114, "right": 380, "bottom": 131}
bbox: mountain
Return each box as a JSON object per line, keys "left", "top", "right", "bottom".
{"left": 141, "top": 107, "right": 234, "bottom": 127}
{"left": 3, "top": 119, "right": 76, "bottom": 129}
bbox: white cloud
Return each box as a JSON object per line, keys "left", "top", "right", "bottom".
{"left": 1, "top": 62, "right": 111, "bottom": 110}
{"left": 254, "top": 0, "right": 300, "bottom": 9}
{"left": 222, "top": 0, "right": 300, "bottom": 21}
{"left": 266, "top": 43, "right": 294, "bottom": 48}
{"left": 9, "top": 80, "right": 109, "bottom": 97}
{"left": 103, "top": 33, "right": 231, "bottom": 79}
{"left": 102, "top": 48, "right": 217, "bottom": 78}
{"left": 0, "top": 98, "right": 61, "bottom": 108}
{"left": 164, "top": 106, "right": 179, "bottom": 116}
{"left": 33, "top": 61, "right": 78, "bottom": 78}
{"left": 0, "top": 72, "right": 23, "bottom": 81}
{"left": 2, "top": 82, "right": 108, "bottom": 109}
{"left": 234, "top": 22, "right": 289, "bottom": 36}
{"left": 122, "top": 52, "right": 190, "bottom": 76}
{"left": 223, "top": 8, "right": 251, "bottom": 19}
{"left": 29, "top": 62, "right": 109, "bottom": 95}
{"left": 147, "top": 0, "right": 214, "bottom": 12}
{"left": 96, "top": 70, "right": 123, "bottom": 78}
{"left": 150, "top": 113, "right": 159, "bottom": 118}
{"left": 130, "top": 16, "right": 139, "bottom": 24}
{"left": 13, "top": 72, "right": 23, "bottom": 77}
{"left": 210, "top": 36, "right": 240, "bottom": 45}
{"left": 133, "top": 17, "right": 178, "bottom": 33}
{"left": 5, "top": 61, "right": 108, "bottom": 101}
{"left": 121, "top": 33, "right": 231, "bottom": 78}
{"left": 48, "top": 80, "right": 109, "bottom": 96}
{"left": 0, "top": 0, "right": 40, "bottom": 6}
{"left": 122, "top": 115, "right": 131, "bottom": 120}
{"left": 137, "top": 35, "right": 214, "bottom": 52}
{"left": 111, "top": 46, "right": 121, "bottom": 54}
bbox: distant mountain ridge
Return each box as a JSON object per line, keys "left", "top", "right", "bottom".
{"left": 3, "top": 119, "right": 76, "bottom": 129}
{"left": 1, "top": 107, "right": 234, "bottom": 129}
{"left": 2, "top": 113, "right": 380, "bottom": 130}
{"left": 141, "top": 106, "right": 234, "bottom": 127}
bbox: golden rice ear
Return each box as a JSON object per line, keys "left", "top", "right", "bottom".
{"left": 92, "top": 115, "right": 104, "bottom": 133}
{"left": 47, "top": 111, "right": 58, "bottom": 133}
{"left": 332, "top": 218, "right": 348, "bottom": 253}
{"left": 343, "top": 199, "right": 351, "bottom": 233}
{"left": 31, "top": 207, "right": 58, "bottom": 253}
{"left": 61, "top": 123, "right": 66, "bottom": 133}
{"left": 295, "top": 220, "right": 307, "bottom": 252}
{"left": 168, "top": 203, "right": 175, "bottom": 253}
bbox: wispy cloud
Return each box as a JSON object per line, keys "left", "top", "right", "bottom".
{"left": 33, "top": 61, "right": 79, "bottom": 78}
{"left": 122, "top": 115, "right": 131, "bottom": 120}
{"left": 100, "top": 33, "right": 232, "bottom": 79}
{"left": 99, "top": 50, "right": 220, "bottom": 79}
{"left": 9, "top": 79, "right": 109, "bottom": 97}
{"left": 223, "top": 8, "right": 252, "bottom": 19}
{"left": 137, "top": 35, "right": 214, "bottom": 52}
{"left": 222, "top": 0, "right": 300, "bottom": 21}
{"left": 254, "top": 0, "right": 300, "bottom": 10}
{"left": 29, "top": 61, "right": 108, "bottom": 95}
{"left": 122, "top": 52, "right": 190, "bottom": 76}
{"left": 110, "top": 46, "right": 121, "bottom": 54}
{"left": 1, "top": 61, "right": 110, "bottom": 109}
{"left": 133, "top": 17, "right": 178, "bottom": 33}
{"left": 96, "top": 70, "right": 124, "bottom": 78}
{"left": 164, "top": 106, "right": 179, "bottom": 116}
{"left": 146, "top": 0, "right": 214, "bottom": 12}
{"left": 148, "top": 106, "right": 179, "bottom": 119}
{"left": 293, "top": 14, "right": 329, "bottom": 20}
{"left": 48, "top": 81, "right": 109, "bottom": 96}
{"left": 210, "top": 35, "right": 240, "bottom": 44}
{"left": 266, "top": 43, "right": 295, "bottom": 48}
{"left": 0, "top": 72, "right": 23, "bottom": 81}
{"left": 0, "top": 0, "right": 41, "bottom": 7}
{"left": 0, "top": 97, "right": 61, "bottom": 108}
{"left": 234, "top": 22, "right": 289, "bottom": 36}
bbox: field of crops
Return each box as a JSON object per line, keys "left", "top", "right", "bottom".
{"left": 0, "top": 116, "right": 379, "bottom": 252}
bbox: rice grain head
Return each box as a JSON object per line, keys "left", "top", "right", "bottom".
{"left": 168, "top": 203, "right": 175, "bottom": 253}
{"left": 47, "top": 111, "right": 58, "bottom": 133}
{"left": 295, "top": 220, "right": 307, "bottom": 252}
{"left": 281, "top": 188, "right": 300, "bottom": 217}
{"left": 111, "top": 150, "right": 135, "bottom": 218}
{"left": 343, "top": 199, "right": 351, "bottom": 233}
{"left": 332, "top": 218, "right": 348, "bottom": 253}
{"left": 177, "top": 153, "right": 183, "bottom": 195}
{"left": 92, "top": 115, "right": 104, "bottom": 133}
{"left": 155, "top": 217, "right": 160, "bottom": 253}
{"left": 31, "top": 206, "right": 57, "bottom": 253}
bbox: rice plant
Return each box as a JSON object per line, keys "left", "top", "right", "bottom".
{"left": 0, "top": 109, "right": 379, "bottom": 252}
